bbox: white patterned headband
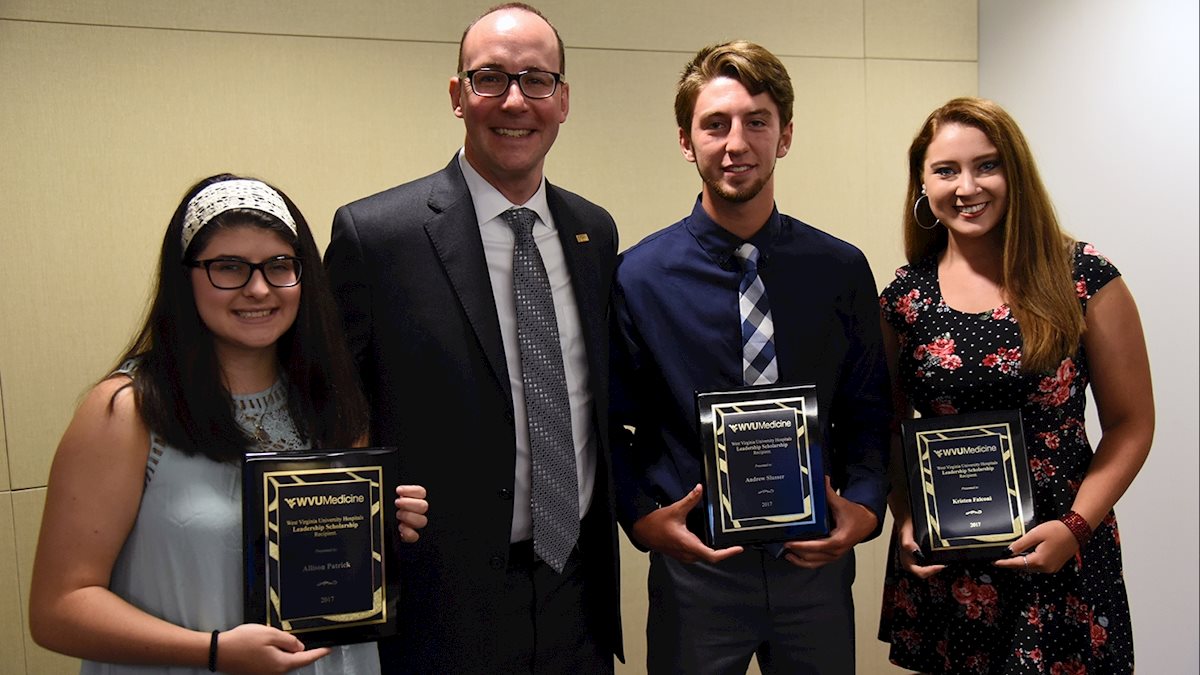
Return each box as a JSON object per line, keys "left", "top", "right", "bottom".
{"left": 181, "top": 179, "right": 298, "bottom": 257}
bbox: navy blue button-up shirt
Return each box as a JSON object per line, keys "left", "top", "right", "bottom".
{"left": 611, "top": 198, "right": 891, "bottom": 541}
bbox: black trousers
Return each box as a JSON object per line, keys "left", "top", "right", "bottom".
{"left": 491, "top": 540, "right": 613, "bottom": 674}
{"left": 646, "top": 548, "right": 856, "bottom": 675}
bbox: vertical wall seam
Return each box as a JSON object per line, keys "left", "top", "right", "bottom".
{"left": 1, "top": 370, "right": 29, "bottom": 673}
{"left": 1, "top": 369, "right": 9, "bottom": 491}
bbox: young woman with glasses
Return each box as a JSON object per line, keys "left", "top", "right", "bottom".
{"left": 29, "top": 174, "right": 428, "bottom": 674}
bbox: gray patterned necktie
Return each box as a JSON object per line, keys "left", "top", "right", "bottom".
{"left": 735, "top": 243, "right": 778, "bottom": 385}
{"left": 504, "top": 207, "right": 579, "bottom": 573}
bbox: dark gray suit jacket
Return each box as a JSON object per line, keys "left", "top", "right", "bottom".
{"left": 325, "top": 157, "right": 623, "bottom": 671}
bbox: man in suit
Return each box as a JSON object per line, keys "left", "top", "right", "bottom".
{"left": 610, "top": 41, "right": 890, "bottom": 673}
{"left": 324, "top": 4, "right": 622, "bottom": 672}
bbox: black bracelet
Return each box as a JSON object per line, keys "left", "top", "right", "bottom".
{"left": 208, "top": 629, "right": 219, "bottom": 672}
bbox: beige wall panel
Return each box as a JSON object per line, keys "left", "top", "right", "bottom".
{"left": 0, "top": 492, "right": 29, "bottom": 672}
{"left": 548, "top": 47, "right": 696, "bottom": 249}
{"left": 12, "top": 488, "right": 78, "bottom": 674}
{"left": 865, "top": 0, "right": 978, "bottom": 61}
{"left": 614, "top": 533, "right": 648, "bottom": 674}
{"left": 0, "top": 1, "right": 476, "bottom": 44}
{"left": 855, "top": 514, "right": 909, "bottom": 674}
{"left": 547, "top": 0, "right": 863, "bottom": 57}
{"left": 3, "top": 1, "right": 864, "bottom": 58}
{"left": 0, "top": 20, "right": 462, "bottom": 488}
{"left": 864, "top": 59, "right": 978, "bottom": 288}
{"left": 0, "top": 22, "right": 146, "bottom": 491}
{"left": 774, "top": 57, "right": 867, "bottom": 247}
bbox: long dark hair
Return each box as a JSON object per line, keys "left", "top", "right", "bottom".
{"left": 113, "top": 173, "right": 369, "bottom": 461}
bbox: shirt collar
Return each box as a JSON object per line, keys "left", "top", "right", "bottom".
{"left": 458, "top": 148, "right": 553, "bottom": 229}
{"left": 682, "top": 195, "right": 782, "bottom": 271}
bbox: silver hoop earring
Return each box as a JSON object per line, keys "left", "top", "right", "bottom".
{"left": 913, "top": 194, "right": 941, "bottom": 230}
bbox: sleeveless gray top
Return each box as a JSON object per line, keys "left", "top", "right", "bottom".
{"left": 80, "top": 377, "right": 379, "bottom": 675}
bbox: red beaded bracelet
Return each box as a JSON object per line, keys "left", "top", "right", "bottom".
{"left": 1059, "top": 510, "right": 1093, "bottom": 550}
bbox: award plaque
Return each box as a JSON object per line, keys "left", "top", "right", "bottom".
{"left": 696, "top": 384, "right": 829, "bottom": 548}
{"left": 902, "top": 411, "right": 1034, "bottom": 564}
{"left": 243, "top": 447, "right": 399, "bottom": 647}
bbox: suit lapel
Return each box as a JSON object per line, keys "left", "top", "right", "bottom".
{"left": 548, "top": 185, "right": 605, "bottom": 368}
{"left": 423, "top": 161, "right": 512, "bottom": 403}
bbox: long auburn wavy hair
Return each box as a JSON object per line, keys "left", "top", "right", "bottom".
{"left": 903, "top": 97, "right": 1083, "bottom": 374}
{"left": 111, "top": 173, "right": 369, "bottom": 461}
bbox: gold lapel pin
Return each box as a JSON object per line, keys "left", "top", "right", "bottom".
{"left": 575, "top": 233, "right": 590, "bottom": 243}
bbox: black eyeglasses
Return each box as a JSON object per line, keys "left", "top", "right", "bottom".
{"left": 186, "top": 256, "right": 303, "bottom": 290}
{"left": 459, "top": 68, "right": 563, "bottom": 99}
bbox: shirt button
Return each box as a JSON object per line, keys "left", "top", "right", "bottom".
{"left": 498, "top": 488, "right": 513, "bottom": 500}
{"left": 489, "top": 555, "right": 505, "bottom": 570}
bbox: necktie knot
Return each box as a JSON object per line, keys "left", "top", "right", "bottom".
{"left": 503, "top": 207, "right": 538, "bottom": 238}
{"left": 735, "top": 242, "right": 760, "bottom": 272}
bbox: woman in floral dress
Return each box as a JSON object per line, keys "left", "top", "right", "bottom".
{"left": 877, "top": 98, "right": 1153, "bottom": 674}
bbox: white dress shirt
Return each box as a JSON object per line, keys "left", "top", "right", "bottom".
{"left": 458, "top": 150, "right": 596, "bottom": 543}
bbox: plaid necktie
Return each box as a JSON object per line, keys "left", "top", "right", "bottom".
{"left": 735, "top": 242, "right": 778, "bottom": 385}
{"left": 503, "top": 207, "right": 579, "bottom": 573}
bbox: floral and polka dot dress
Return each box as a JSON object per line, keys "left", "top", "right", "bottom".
{"left": 877, "top": 242, "right": 1134, "bottom": 674}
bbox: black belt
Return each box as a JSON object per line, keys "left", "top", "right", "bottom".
{"left": 508, "top": 538, "right": 582, "bottom": 568}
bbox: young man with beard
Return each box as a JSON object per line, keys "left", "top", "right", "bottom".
{"left": 610, "top": 41, "right": 890, "bottom": 674}
{"left": 325, "top": 4, "right": 622, "bottom": 672}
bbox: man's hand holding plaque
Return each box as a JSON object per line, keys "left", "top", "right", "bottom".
{"left": 782, "top": 477, "right": 878, "bottom": 569}
{"left": 630, "top": 484, "right": 744, "bottom": 564}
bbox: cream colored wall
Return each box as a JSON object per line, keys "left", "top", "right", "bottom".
{"left": 0, "top": 2, "right": 976, "bottom": 673}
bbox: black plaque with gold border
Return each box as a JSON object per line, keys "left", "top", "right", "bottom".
{"left": 243, "top": 447, "right": 399, "bottom": 647}
{"left": 696, "top": 384, "right": 829, "bottom": 548}
{"left": 902, "top": 411, "right": 1034, "bottom": 564}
